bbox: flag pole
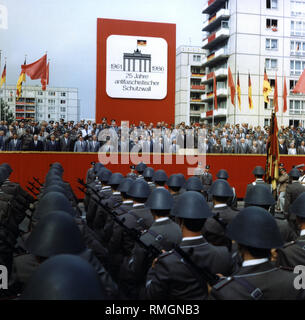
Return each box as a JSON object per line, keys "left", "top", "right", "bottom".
{"left": 0, "top": 50, "right": 2, "bottom": 121}
{"left": 24, "top": 54, "right": 27, "bottom": 121}
{"left": 4, "top": 57, "right": 7, "bottom": 122}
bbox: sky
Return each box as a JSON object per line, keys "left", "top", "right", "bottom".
{"left": 0, "top": 0, "right": 205, "bottom": 119}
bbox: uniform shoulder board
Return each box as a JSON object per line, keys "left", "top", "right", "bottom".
{"left": 213, "top": 276, "right": 234, "bottom": 291}
{"left": 283, "top": 241, "right": 296, "bottom": 248}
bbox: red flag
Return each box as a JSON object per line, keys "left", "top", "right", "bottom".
{"left": 41, "top": 62, "right": 49, "bottom": 91}
{"left": 274, "top": 74, "right": 278, "bottom": 113}
{"left": 283, "top": 76, "right": 287, "bottom": 113}
{"left": 213, "top": 72, "right": 217, "bottom": 110}
{"left": 228, "top": 66, "right": 236, "bottom": 107}
{"left": 292, "top": 67, "right": 305, "bottom": 94}
{"left": 22, "top": 54, "right": 47, "bottom": 80}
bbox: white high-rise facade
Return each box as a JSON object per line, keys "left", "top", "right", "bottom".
{"left": 201, "top": 0, "right": 305, "bottom": 127}
{"left": 0, "top": 85, "right": 80, "bottom": 122}
{"left": 175, "top": 46, "right": 206, "bottom": 125}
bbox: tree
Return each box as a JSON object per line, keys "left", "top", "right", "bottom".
{"left": 0, "top": 98, "right": 14, "bottom": 123}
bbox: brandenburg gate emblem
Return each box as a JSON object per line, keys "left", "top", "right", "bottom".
{"left": 123, "top": 49, "right": 152, "bottom": 73}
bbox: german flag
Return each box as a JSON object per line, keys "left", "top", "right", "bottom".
{"left": 237, "top": 71, "right": 241, "bottom": 111}
{"left": 16, "top": 59, "right": 26, "bottom": 99}
{"left": 0, "top": 64, "right": 6, "bottom": 88}
{"left": 265, "top": 111, "right": 279, "bottom": 191}
{"left": 273, "top": 74, "right": 278, "bottom": 113}
{"left": 263, "top": 68, "right": 272, "bottom": 104}
{"left": 137, "top": 40, "right": 147, "bottom": 46}
{"left": 248, "top": 73, "right": 253, "bottom": 110}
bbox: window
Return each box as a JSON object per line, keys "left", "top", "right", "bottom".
{"left": 291, "top": 0, "right": 305, "bottom": 16}
{"left": 48, "top": 99, "right": 55, "bottom": 105}
{"left": 37, "top": 99, "right": 43, "bottom": 104}
{"left": 191, "top": 105, "right": 200, "bottom": 111}
{"left": 264, "top": 118, "right": 271, "bottom": 126}
{"left": 290, "top": 59, "right": 305, "bottom": 75}
{"left": 38, "top": 91, "right": 43, "bottom": 96}
{"left": 48, "top": 91, "right": 55, "bottom": 96}
{"left": 265, "top": 58, "right": 278, "bottom": 69}
{"left": 193, "top": 55, "right": 201, "bottom": 62}
{"left": 60, "top": 99, "right": 66, "bottom": 104}
{"left": 60, "top": 92, "right": 66, "bottom": 97}
{"left": 266, "top": 0, "right": 278, "bottom": 9}
{"left": 8, "top": 97, "right": 13, "bottom": 102}
{"left": 264, "top": 98, "right": 274, "bottom": 109}
{"left": 290, "top": 40, "right": 305, "bottom": 56}
{"left": 289, "top": 100, "right": 305, "bottom": 115}
{"left": 48, "top": 106, "right": 55, "bottom": 112}
{"left": 266, "top": 18, "right": 278, "bottom": 30}
{"left": 38, "top": 114, "right": 43, "bottom": 118}
{"left": 60, "top": 107, "right": 66, "bottom": 112}
{"left": 290, "top": 79, "right": 298, "bottom": 91}
{"left": 60, "top": 114, "right": 66, "bottom": 119}
{"left": 266, "top": 38, "right": 278, "bottom": 50}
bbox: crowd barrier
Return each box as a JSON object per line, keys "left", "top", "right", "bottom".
{"left": 0, "top": 152, "right": 303, "bottom": 199}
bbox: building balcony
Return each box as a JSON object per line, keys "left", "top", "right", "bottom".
{"left": 190, "top": 98, "right": 205, "bottom": 104}
{"left": 201, "top": 108, "right": 227, "bottom": 118}
{"left": 16, "top": 116, "right": 25, "bottom": 120}
{"left": 201, "top": 68, "right": 227, "bottom": 84}
{"left": 202, "top": 26, "right": 229, "bottom": 50}
{"left": 16, "top": 109, "right": 25, "bottom": 112}
{"left": 191, "top": 73, "right": 205, "bottom": 78}
{"left": 191, "top": 85, "right": 206, "bottom": 91}
{"left": 202, "top": 47, "right": 229, "bottom": 67}
{"left": 201, "top": 88, "right": 227, "bottom": 101}
{"left": 202, "top": 0, "right": 226, "bottom": 15}
{"left": 202, "top": 8, "right": 230, "bottom": 32}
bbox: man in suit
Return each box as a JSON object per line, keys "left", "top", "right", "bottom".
{"left": 60, "top": 132, "right": 72, "bottom": 152}
{"left": 0, "top": 130, "right": 6, "bottom": 151}
{"left": 30, "top": 135, "right": 44, "bottom": 151}
{"left": 8, "top": 133, "right": 22, "bottom": 151}
{"left": 88, "top": 135, "right": 100, "bottom": 152}
{"left": 169, "top": 139, "right": 180, "bottom": 154}
{"left": 45, "top": 135, "right": 60, "bottom": 151}
{"left": 279, "top": 139, "right": 288, "bottom": 154}
{"left": 212, "top": 139, "right": 223, "bottom": 153}
{"left": 238, "top": 138, "right": 249, "bottom": 154}
{"left": 297, "top": 140, "right": 305, "bottom": 154}
{"left": 223, "top": 139, "right": 234, "bottom": 153}
{"left": 74, "top": 136, "right": 88, "bottom": 152}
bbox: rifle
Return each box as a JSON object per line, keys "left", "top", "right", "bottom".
{"left": 28, "top": 181, "right": 40, "bottom": 193}
{"left": 78, "top": 178, "right": 221, "bottom": 287}
{"left": 26, "top": 186, "right": 38, "bottom": 197}
{"left": 33, "top": 177, "right": 43, "bottom": 187}
{"left": 77, "top": 179, "right": 161, "bottom": 259}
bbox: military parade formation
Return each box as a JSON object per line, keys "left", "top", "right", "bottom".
{"left": 0, "top": 159, "right": 304, "bottom": 300}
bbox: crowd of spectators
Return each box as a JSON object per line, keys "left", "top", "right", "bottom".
{"left": 0, "top": 117, "right": 305, "bottom": 154}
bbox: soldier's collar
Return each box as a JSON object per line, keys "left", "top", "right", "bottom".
{"left": 182, "top": 235, "right": 204, "bottom": 241}
{"left": 112, "top": 191, "right": 121, "bottom": 195}
{"left": 300, "top": 229, "right": 305, "bottom": 236}
{"left": 214, "top": 204, "right": 227, "bottom": 208}
{"left": 242, "top": 258, "right": 269, "bottom": 267}
{"left": 123, "top": 200, "right": 133, "bottom": 204}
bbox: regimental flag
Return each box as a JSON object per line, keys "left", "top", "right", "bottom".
{"left": 297, "top": 42, "right": 300, "bottom": 52}
{"left": 237, "top": 71, "right": 241, "bottom": 111}
{"left": 248, "top": 73, "right": 253, "bottom": 110}
{"left": 137, "top": 40, "right": 147, "bottom": 46}
{"left": 283, "top": 76, "right": 287, "bottom": 113}
{"left": 16, "top": 59, "right": 26, "bottom": 99}
{"left": 263, "top": 68, "right": 272, "bottom": 103}
{"left": 0, "top": 64, "right": 6, "bottom": 88}
{"left": 265, "top": 111, "right": 280, "bottom": 191}
{"left": 292, "top": 67, "right": 305, "bottom": 94}
{"left": 213, "top": 72, "right": 218, "bottom": 110}
{"left": 228, "top": 66, "right": 236, "bottom": 107}
{"left": 274, "top": 73, "right": 278, "bottom": 113}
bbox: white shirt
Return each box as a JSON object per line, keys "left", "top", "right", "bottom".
{"left": 214, "top": 204, "right": 227, "bottom": 208}
{"left": 155, "top": 217, "right": 169, "bottom": 223}
{"left": 182, "top": 235, "right": 203, "bottom": 241}
{"left": 300, "top": 229, "right": 305, "bottom": 236}
{"left": 242, "top": 258, "right": 269, "bottom": 267}
{"left": 133, "top": 203, "right": 144, "bottom": 208}
{"left": 122, "top": 200, "right": 133, "bottom": 204}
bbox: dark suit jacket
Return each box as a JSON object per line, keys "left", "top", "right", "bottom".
{"left": 45, "top": 140, "right": 60, "bottom": 151}
{"left": 89, "top": 141, "right": 101, "bottom": 152}
{"left": 0, "top": 136, "right": 5, "bottom": 151}
{"left": 8, "top": 139, "right": 22, "bottom": 151}
{"left": 29, "top": 140, "right": 44, "bottom": 151}
{"left": 279, "top": 144, "right": 288, "bottom": 154}
{"left": 60, "top": 138, "right": 73, "bottom": 152}
{"left": 284, "top": 181, "right": 305, "bottom": 214}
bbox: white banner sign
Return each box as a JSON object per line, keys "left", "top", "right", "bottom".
{"left": 106, "top": 35, "right": 168, "bottom": 100}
